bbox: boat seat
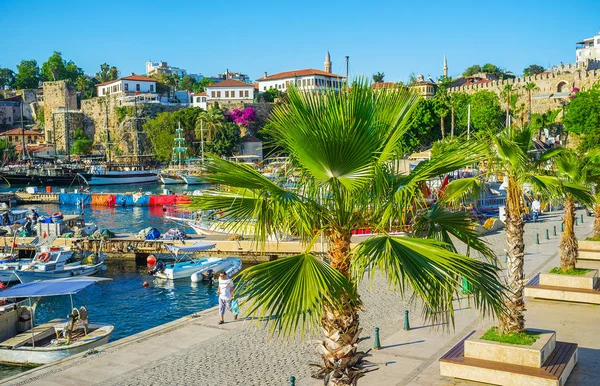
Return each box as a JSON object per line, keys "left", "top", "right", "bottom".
{"left": 0, "top": 318, "right": 63, "bottom": 348}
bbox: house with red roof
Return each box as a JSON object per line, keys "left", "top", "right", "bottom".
{"left": 256, "top": 52, "right": 345, "bottom": 93}
{"left": 204, "top": 79, "right": 256, "bottom": 108}
{"left": 96, "top": 73, "right": 157, "bottom": 97}
{"left": 0, "top": 128, "right": 43, "bottom": 146}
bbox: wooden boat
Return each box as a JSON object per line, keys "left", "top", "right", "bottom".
{"left": 0, "top": 277, "right": 114, "bottom": 365}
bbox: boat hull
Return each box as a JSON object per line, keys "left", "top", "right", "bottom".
{"left": 15, "top": 264, "right": 103, "bottom": 283}
{"left": 0, "top": 173, "right": 90, "bottom": 186}
{"left": 154, "top": 258, "right": 221, "bottom": 280}
{"left": 181, "top": 175, "right": 207, "bottom": 185}
{"left": 159, "top": 174, "right": 185, "bottom": 185}
{"left": 0, "top": 324, "right": 113, "bottom": 365}
{"left": 84, "top": 173, "right": 158, "bottom": 186}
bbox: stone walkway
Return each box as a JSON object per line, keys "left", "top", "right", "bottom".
{"left": 4, "top": 210, "right": 599, "bottom": 386}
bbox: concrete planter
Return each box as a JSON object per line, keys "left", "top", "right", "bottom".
{"left": 579, "top": 240, "right": 600, "bottom": 261}
{"left": 539, "top": 269, "right": 598, "bottom": 290}
{"left": 465, "top": 329, "right": 555, "bottom": 368}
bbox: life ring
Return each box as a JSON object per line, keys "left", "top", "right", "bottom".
{"left": 38, "top": 252, "right": 50, "bottom": 262}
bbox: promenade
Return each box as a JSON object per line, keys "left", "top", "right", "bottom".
{"left": 3, "top": 210, "right": 599, "bottom": 386}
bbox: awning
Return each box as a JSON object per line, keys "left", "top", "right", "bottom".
{"left": 164, "top": 242, "right": 216, "bottom": 257}
{"left": 1, "top": 277, "right": 110, "bottom": 299}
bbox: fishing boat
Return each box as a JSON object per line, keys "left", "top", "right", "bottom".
{"left": 78, "top": 164, "right": 158, "bottom": 186}
{"left": 190, "top": 257, "right": 242, "bottom": 283}
{"left": 159, "top": 174, "right": 185, "bottom": 185}
{"left": 0, "top": 257, "right": 33, "bottom": 284}
{"left": 0, "top": 277, "right": 114, "bottom": 365}
{"left": 180, "top": 174, "right": 206, "bottom": 185}
{"left": 14, "top": 247, "right": 105, "bottom": 283}
{"left": 150, "top": 242, "right": 217, "bottom": 280}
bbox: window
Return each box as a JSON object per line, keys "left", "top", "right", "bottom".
{"left": 124, "top": 83, "right": 129, "bottom": 91}
{"left": 302, "top": 79, "right": 307, "bottom": 86}
{"left": 150, "top": 85, "right": 154, "bottom": 92}
{"left": 196, "top": 97, "right": 201, "bottom": 102}
{"left": 264, "top": 86, "right": 267, "bottom": 90}
{"left": 136, "top": 84, "right": 140, "bottom": 92}
{"left": 202, "top": 97, "right": 206, "bottom": 102}
{"left": 211, "top": 91, "right": 216, "bottom": 98}
{"left": 225, "top": 91, "right": 229, "bottom": 97}
{"left": 217, "top": 91, "right": 221, "bottom": 98}
{"left": 245, "top": 90, "right": 249, "bottom": 98}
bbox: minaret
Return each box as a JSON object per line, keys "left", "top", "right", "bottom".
{"left": 443, "top": 55, "right": 448, "bottom": 79}
{"left": 324, "top": 51, "right": 332, "bottom": 73}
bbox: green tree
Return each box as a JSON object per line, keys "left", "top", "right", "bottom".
{"left": 433, "top": 86, "right": 450, "bottom": 138}
{"left": 523, "top": 64, "right": 545, "bottom": 77}
{"left": 71, "top": 128, "right": 93, "bottom": 155}
{"left": 193, "top": 78, "right": 215, "bottom": 94}
{"left": 180, "top": 76, "right": 197, "bottom": 91}
{"left": 40, "top": 51, "right": 83, "bottom": 82}
{"left": 469, "top": 90, "right": 504, "bottom": 131}
{"left": 0, "top": 138, "right": 16, "bottom": 162}
{"left": 523, "top": 82, "right": 539, "bottom": 124}
{"left": 75, "top": 75, "right": 97, "bottom": 100}
{"left": 448, "top": 92, "right": 470, "bottom": 136}
{"left": 372, "top": 72, "right": 385, "bottom": 83}
{"left": 196, "top": 107, "right": 225, "bottom": 142}
{"left": 191, "top": 83, "right": 506, "bottom": 382}
{"left": 205, "top": 121, "right": 241, "bottom": 157}
{"left": 95, "top": 63, "right": 119, "bottom": 83}
{"left": 402, "top": 99, "right": 439, "bottom": 150}
{"left": 0, "top": 68, "right": 16, "bottom": 89}
{"left": 143, "top": 107, "right": 204, "bottom": 161}
{"left": 14, "top": 60, "right": 41, "bottom": 89}
{"left": 553, "top": 149, "right": 598, "bottom": 270}
{"left": 463, "top": 65, "right": 482, "bottom": 77}
{"left": 563, "top": 84, "right": 600, "bottom": 151}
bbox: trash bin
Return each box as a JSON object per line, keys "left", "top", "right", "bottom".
{"left": 46, "top": 186, "right": 52, "bottom": 193}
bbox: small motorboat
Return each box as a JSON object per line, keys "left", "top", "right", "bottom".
{"left": 0, "top": 277, "right": 114, "bottom": 365}
{"left": 190, "top": 257, "right": 242, "bottom": 283}
{"left": 150, "top": 242, "right": 217, "bottom": 280}
{"left": 14, "top": 247, "right": 105, "bottom": 283}
{"left": 159, "top": 173, "right": 186, "bottom": 185}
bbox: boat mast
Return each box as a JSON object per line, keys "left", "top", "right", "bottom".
{"left": 173, "top": 121, "right": 186, "bottom": 171}
{"left": 105, "top": 100, "right": 111, "bottom": 163}
{"left": 20, "top": 100, "right": 26, "bottom": 162}
{"left": 65, "top": 86, "right": 70, "bottom": 163}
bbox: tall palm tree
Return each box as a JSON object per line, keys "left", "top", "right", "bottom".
{"left": 501, "top": 84, "right": 515, "bottom": 127}
{"left": 192, "top": 82, "right": 506, "bottom": 384}
{"left": 434, "top": 86, "right": 450, "bottom": 139}
{"left": 456, "top": 127, "right": 591, "bottom": 333}
{"left": 553, "top": 149, "right": 598, "bottom": 269}
{"left": 195, "top": 107, "right": 224, "bottom": 142}
{"left": 524, "top": 82, "right": 539, "bottom": 124}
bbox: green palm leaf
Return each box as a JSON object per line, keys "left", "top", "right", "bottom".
{"left": 236, "top": 253, "right": 359, "bottom": 338}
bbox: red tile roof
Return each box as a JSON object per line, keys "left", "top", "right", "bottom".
{"left": 371, "top": 82, "right": 403, "bottom": 89}
{"left": 0, "top": 128, "right": 43, "bottom": 136}
{"left": 96, "top": 74, "right": 156, "bottom": 87}
{"left": 192, "top": 92, "right": 207, "bottom": 96}
{"left": 256, "top": 69, "right": 345, "bottom": 81}
{"left": 205, "top": 79, "right": 255, "bottom": 88}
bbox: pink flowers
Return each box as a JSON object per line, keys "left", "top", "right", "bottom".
{"left": 226, "top": 107, "right": 256, "bottom": 126}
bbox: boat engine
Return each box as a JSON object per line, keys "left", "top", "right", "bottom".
{"left": 149, "top": 260, "right": 165, "bottom": 275}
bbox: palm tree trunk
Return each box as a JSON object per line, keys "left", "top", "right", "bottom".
{"left": 560, "top": 197, "right": 578, "bottom": 270}
{"left": 528, "top": 91, "right": 532, "bottom": 124}
{"left": 316, "top": 231, "right": 365, "bottom": 385}
{"left": 500, "top": 177, "right": 525, "bottom": 333}
{"left": 594, "top": 203, "right": 600, "bottom": 238}
{"left": 440, "top": 116, "right": 445, "bottom": 139}
{"left": 451, "top": 107, "right": 455, "bottom": 138}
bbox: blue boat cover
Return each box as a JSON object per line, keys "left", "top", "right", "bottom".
{"left": 58, "top": 193, "right": 92, "bottom": 205}
{"left": 164, "top": 242, "right": 216, "bottom": 257}
{"left": 0, "top": 277, "right": 110, "bottom": 298}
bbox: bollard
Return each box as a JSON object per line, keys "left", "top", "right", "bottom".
{"left": 575, "top": 217, "right": 579, "bottom": 226}
{"left": 289, "top": 376, "right": 295, "bottom": 386}
{"left": 546, "top": 229, "right": 550, "bottom": 240}
{"left": 561, "top": 223, "right": 564, "bottom": 232}
{"left": 505, "top": 251, "right": 509, "bottom": 263}
{"left": 374, "top": 327, "right": 381, "bottom": 350}
{"left": 536, "top": 233, "right": 540, "bottom": 244}
{"left": 553, "top": 225, "right": 557, "bottom": 236}
{"left": 404, "top": 310, "right": 410, "bottom": 331}
{"left": 581, "top": 214, "right": 584, "bottom": 223}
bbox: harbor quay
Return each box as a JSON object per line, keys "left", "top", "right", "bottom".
{"left": 3, "top": 210, "right": 598, "bottom": 386}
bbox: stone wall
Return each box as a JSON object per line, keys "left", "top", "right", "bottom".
{"left": 448, "top": 60, "right": 600, "bottom": 114}
{"left": 43, "top": 81, "right": 77, "bottom": 144}
{"left": 49, "top": 110, "right": 84, "bottom": 152}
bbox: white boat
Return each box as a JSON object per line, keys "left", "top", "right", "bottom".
{"left": 181, "top": 174, "right": 207, "bottom": 185}
{"left": 78, "top": 165, "right": 158, "bottom": 186}
{"left": 0, "top": 277, "right": 114, "bottom": 365}
{"left": 151, "top": 242, "right": 217, "bottom": 280}
{"left": 14, "top": 247, "right": 105, "bottom": 283}
{"left": 190, "top": 257, "right": 242, "bottom": 283}
{"left": 159, "top": 174, "right": 185, "bottom": 185}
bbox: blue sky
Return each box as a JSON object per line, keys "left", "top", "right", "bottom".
{"left": 1, "top": 0, "right": 599, "bottom": 83}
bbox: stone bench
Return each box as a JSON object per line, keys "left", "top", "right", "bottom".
{"left": 524, "top": 273, "right": 600, "bottom": 305}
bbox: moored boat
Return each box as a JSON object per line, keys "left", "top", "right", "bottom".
{"left": 150, "top": 242, "right": 217, "bottom": 280}
{"left": 190, "top": 257, "right": 242, "bottom": 283}
{"left": 159, "top": 174, "right": 185, "bottom": 185}
{"left": 14, "top": 247, "right": 105, "bottom": 283}
{"left": 78, "top": 165, "right": 158, "bottom": 186}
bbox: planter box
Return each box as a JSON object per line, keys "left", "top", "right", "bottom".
{"left": 464, "top": 329, "right": 555, "bottom": 368}
{"left": 539, "top": 269, "right": 598, "bottom": 290}
{"left": 579, "top": 240, "right": 600, "bottom": 252}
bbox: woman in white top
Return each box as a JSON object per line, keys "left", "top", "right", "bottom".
{"left": 217, "top": 272, "right": 237, "bottom": 324}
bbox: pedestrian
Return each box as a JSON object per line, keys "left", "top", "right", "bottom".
{"left": 216, "top": 272, "right": 237, "bottom": 324}
{"left": 29, "top": 208, "right": 39, "bottom": 224}
{"left": 531, "top": 198, "right": 541, "bottom": 222}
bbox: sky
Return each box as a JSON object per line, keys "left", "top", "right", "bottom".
{"left": 1, "top": 0, "right": 600, "bottom": 83}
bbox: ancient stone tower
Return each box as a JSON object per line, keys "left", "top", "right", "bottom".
{"left": 324, "top": 51, "right": 332, "bottom": 73}
{"left": 443, "top": 55, "right": 448, "bottom": 79}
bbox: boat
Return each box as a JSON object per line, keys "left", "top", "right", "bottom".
{"left": 0, "top": 165, "right": 90, "bottom": 186}
{"left": 190, "top": 257, "right": 242, "bottom": 283}
{"left": 180, "top": 174, "right": 207, "bottom": 185}
{"left": 0, "top": 277, "right": 114, "bottom": 365}
{"left": 159, "top": 174, "right": 185, "bottom": 185}
{"left": 160, "top": 123, "right": 207, "bottom": 186}
{"left": 0, "top": 257, "right": 33, "bottom": 284}
{"left": 14, "top": 247, "right": 105, "bottom": 283}
{"left": 78, "top": 165, "right": 158, "bottom": 186}
{"left": 150, "top": 242, "right": 217, "bottom": 280}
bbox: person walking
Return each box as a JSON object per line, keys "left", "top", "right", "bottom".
{"left": 217, "top": 272, "right": 237, "bottom": 324}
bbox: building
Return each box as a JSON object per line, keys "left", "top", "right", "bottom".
{"left": 0, "top": 99, "right": 19, "bottom": 127}
{"left": 16, "top": 144, "right": 54, "bottom": 158}
{"left": 146, "top": 61, "right": 203, "bottom": 80}
{"left": 96, "top": 74, "right": 157, "bottom": 97}
{"left": 204, "top": 79, "right": 255, "bottom": 108}
{"left": 190, "top": 92, "right": 208, "bottom": 109}
{"left": 256, "top": 52, "right": 346, "bottom": 92}
{"left": 0, "top": 128, "right": 43, "bottom": 145}
{"left": 410, "top": 74, "right": 436, "bottom": 99}
{"left": 576, "top": 32, "right": 600, "bottom": 63}
{"left": 239, "top": 134, "right": 262, "bottom": 158}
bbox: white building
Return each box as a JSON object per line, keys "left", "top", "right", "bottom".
{"left": 576, "top": 32, "right": 600, "bottom": 63}
{"left": 191, "top": 92, "right": 208, "bottom": 109}
{"left": 256, "top": 52, "right": 345, "bottom": 92}
{"left": 204, "top": 79, "right": 256, "bottom": 108}
{"left": 96, "top": 74, "right": 157, "bottom": 97}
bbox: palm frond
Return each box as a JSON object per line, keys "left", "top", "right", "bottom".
{"left": 352, "top": 235, "right": 506, "bottom": 327}
{"left": 237, "top": 253, "right": 359, "bottom": 339}
{"left": 441, "top": 177, "right": 483, "bottom": 204}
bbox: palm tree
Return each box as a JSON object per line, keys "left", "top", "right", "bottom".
{"left": 501, "top": 84, "right": 515, "bottom": 127}
{"left": 95, "top": 63, "right": 119, "bottom": 83}
{"left": 372, "top": 72, "right": 385, "bottom": 83}
{"left": 192, "top": 82, "right": 506, "bottom": 384}
{"left": 434, "top": 86, "right": 450, "bottom": 139}
{"left": 195, "top": 107, "right": 224, "bottom": 142}
{"left": 524, "top": 82, "right": 539, "bottom": 124}
{"left": 461, "top": 126, "right": 591, "bottom": 333}
{"left": 553, "top": 149, "right": 598, "bottom": 269}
